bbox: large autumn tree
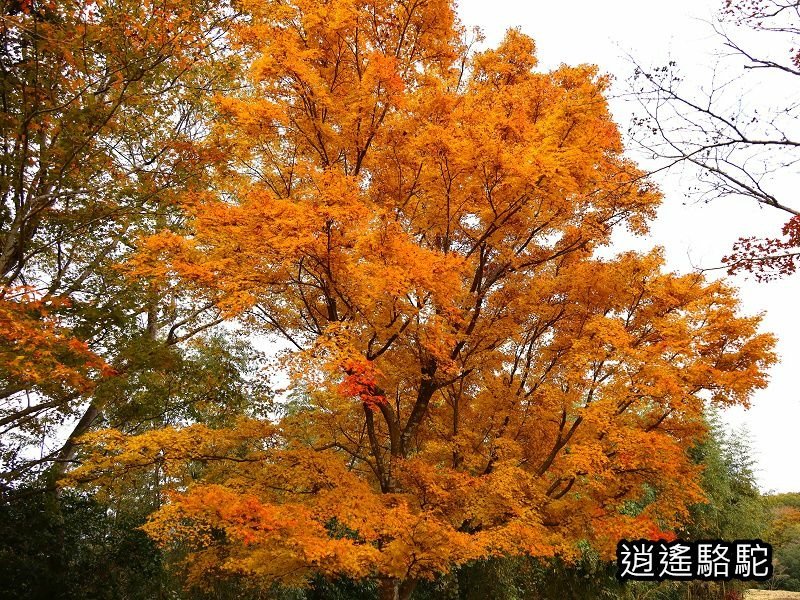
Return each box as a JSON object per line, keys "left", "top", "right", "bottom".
{"left": 69, "top": 0, "right": 776, "bottom": 598}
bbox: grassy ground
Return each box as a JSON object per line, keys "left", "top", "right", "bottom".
{"left": 744, "top": 591, "right": 800, "bottom": 599}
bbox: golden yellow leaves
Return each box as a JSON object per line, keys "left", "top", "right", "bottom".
{"left": 65, "top": 418, "right": 279, "bottom": 495}
{"left": 472, "top": 28, "right": 539, "bottom": 85}
{"left": 145, "top": 483, "right": 383, "bottom": 586}
{"left": 64, "top": 0, "right": 781, "bottom": 591}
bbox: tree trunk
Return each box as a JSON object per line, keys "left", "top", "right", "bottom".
{"left": 378, "top": 578, "right": 399, "bottom": 600}
{"left": 378, "top": 578, "right": 416, "bottom": 600}
{"left": 51, "top": 402, "right": 100, "bottom": 484}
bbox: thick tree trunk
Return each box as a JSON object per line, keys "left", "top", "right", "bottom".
{"left": 378, "top": 578, "right": 399, "bottom": 600}
{"left": 51, "top": 402, "right": 100, "bottom": 484}
{"left": 378, "top": 578, "right": 416, "bottom": 600}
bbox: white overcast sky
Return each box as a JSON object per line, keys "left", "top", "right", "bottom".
{"left": 457, "top": 0, "right": 800, "bottom": 493}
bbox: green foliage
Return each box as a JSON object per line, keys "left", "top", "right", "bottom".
{"left": 95, "top": 333, "right": 274, "bottom": 431}
{"left": 0, "top": 491, "right": 164, "bottom": 600}
{"left": 682, "top": 414, "right": 766, "bottom": 541}
{"left": 773, "top": 543, "right": 800, "bottom": 591}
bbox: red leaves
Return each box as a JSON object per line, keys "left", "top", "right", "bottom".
{"left": 339, "top": 358, "right": 387, "bottom": 408}
{"left": 724, "top": 215, "right": 800, "bottom": 282}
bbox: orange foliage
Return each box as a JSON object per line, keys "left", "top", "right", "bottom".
{"left": 72, "top": 0, "right": 777, "bottom": 594}
{"left": 0, "top": 288, "right": 106, "bottom": 396}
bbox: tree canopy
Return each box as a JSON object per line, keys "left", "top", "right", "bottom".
{"left": 63, "top": 1, "right": 777, "bottom": 598}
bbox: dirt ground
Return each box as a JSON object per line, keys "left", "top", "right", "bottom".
{"left": 744, "top": 591, "right": 800, "bottom": 600}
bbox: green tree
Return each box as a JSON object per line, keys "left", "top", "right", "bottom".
{"left": 0, "top": 0, "right": 244, "bottom": 495}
